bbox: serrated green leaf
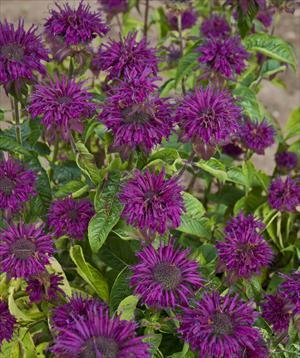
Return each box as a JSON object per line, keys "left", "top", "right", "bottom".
{"left": 54, "top": 180, "right": 87, "bottom": 198}
{"left": 175, "top": 51, "right": 199, "bottom": 87}
{"left": 117, "top": 295, "right": 138, "bottom": 321}
{"left": 285, "top": 107, "right": 300, "bottom": 139}
{"left": 234, "top": 85, "right": 263, "bottom": 120}
{"left": 75, "top": 141, "right": 101, "bottom": 185}
{"left": 182, "top": 192, "right": 205, "bottom": 218}
{"left": 0, "top": 133, "right": 31, "bottom": 155}
{"left": 177, "top": 216, "right": 211, "bottom": 239}
{"left": 244, "top": 33, "right": 296, "bottom": 70}
{"left": 196, "top": 158, "right": 227, "bottom": 182}
{"left": 70, "top": 245, "right": 109, "bottom": 302}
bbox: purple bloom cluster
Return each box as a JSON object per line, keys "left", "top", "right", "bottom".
{"left": 257, "top": 7, "right": 275, "bottom": 28}
{"left": 279, "top": 271, "right": 300, "bottom": 312}
{"left": 99, "top": 0, "right": 129, "bottom": 15}
{"left": 120, "top": 169, "right": 184, "bottom": 235}
{"left": 275, "top": 151, "right": 298, "bottom": 171}
{"left": 0, "top": 222, "right": 54, "bottom": 279}
{"left": 0, "top": 20, "right": 48, "bottom": 92}
{"left": 29, "top": 75, "right": 95, "bottom": 141}
{"left": 99, "top": 71, "right": 173, "bottom": 153}
{"left": 131, "top": 241, "right": 202, "bottom": 308}
{"left": 47, "top": 197, "right": 94, "bottom": 240}
{"left": 0, "top": 300, "right": 16, "bottom": 345}
{"left": 45, "top": 1, "right": 108, "bottom": 46}
{"left": 200, "top": 15, "right": 231, "bottom": 38}
{"left": 216, "top": 212, "right": 273, "bottom": 280}
{"left": 179, "top": 292, "right": 265, "bottom": 358}
{"left": 176, "top": 86, "right": 242, "bottom": 145}
{"left": 52, "top": 302, "right": 149, "bottom": 357}
{"left": 240, "top": 118, "right": 276, "bottom": 154}
{"left": 262, "top": 293, "right": 292, "bottom": 333}
{"left": 0, "top": 157, "right": 36, "bottom": 213}
{"left": 26, "top": 273, "right": 64, "bottom": 303}
{"left": 268, "top": 176, "right": 300, "bottom": 212}
{"left": 93, "top": 32, "right": 158, "bottom": 79}
{"left": 167, "top": 9, "right": 197, "bottom": 30}
{"left": 198, "top": 36, "right": 249, "bottom": 79}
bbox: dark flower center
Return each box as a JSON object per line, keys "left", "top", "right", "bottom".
{"left": 211, "top": 312, "right": 234, "bottom": 336}
{"left": 0, "top": 176, "right": 15, "bottom": 195}
{"left": 0, "top": 44, "right": 24, "bottom": 61}
{"left": 122, "top": 107, "right": 151, "bottom": 124}
{"left": 68, "top": 208, "right": 78, "bottom": 220}
{"left": 153, "top": 262, "right": 182, "bottom": 290}
{"left": 199, "top": 108, "right": 215, "bottom": 126}
{"left": 11, "top": 239, "right": 36, "bottom": 260}
{"left": 80, "top": 336, "right": 119, "bottom": 358}
{"left": 57, "top": 96, "right": 73, "bottom": 104}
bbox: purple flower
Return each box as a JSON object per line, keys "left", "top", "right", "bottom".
{"left": 222, "top": 142, "right": 244, "bottom": 157}
{"left": 198, "top": 36, "right": 249, "bottom": 79}
{"left": 176, "top": 86, "right": 242, "bottom": 145}
{"left": 257, "top": 7, "right": 275, "bottom": 28}
{"left": 268, "top": 176, "right": 300, "bottom": 212}
{"left": 45, "top": 1, "right": 108, "bottom": 46}
{"left": 275, "top": 151, "right": 298, "bottom": 171}
{"left": 216, "top": 212, "right": 273, "bottom": 280}
{"left": 99, "top": 83, "right": 173, "bottom": 153}
{"left": 28, "top": 75, "right": 95, "bottom": 141}
{"left": 0, "top": 300, "right": 16, "bottom": 345}
{"left": 47, "top": 197, "right": 94, "bottom": 240}
{"left": 167, "top": 9, "right": 197, "bottom": 30}
{"left": 238, "top": 339, "right": 268, "bottom": 358}
{"left": 0, "top": 20, "right": 48, "bottom": 92}
{"left": 178, "top": 292, "right": 262, "bottom": 358}
{"left": 0, "top": 223, "right": 54, "bottom": 279}
{"left": 279, "top": 271, "right": 300, "bottom": 312}
{"left": 0, "top": 157, "right": 36, "bottom": 213}
{"left": 52, "top": 306, "right": 150, "bottom": 357}
{"left": 26, "top": 273, "right": 64, "bottom": 303}
{"left": 239, "top": 118, "right": 276, "bottom": 154}
{"left": 93, "top": 32, "right": 158, "bottom": 79}
{"left": 261, "top": 293, "right": 292, "bottom": 333}
{"left": 99, "top": 0, "right": 129, "bottom": 15}
{"left": 52, "top": 295, "right": 104, "bottom": 331}
{"left": 120, "top": 169, "right": 184, "bottom": 235}
{"left": 130, "top": 241, "right": 202, "bottom": 308}
{"left": 200, "top": 15, "right": 231, "bottom": 38}
{"left": 238, "top": 0, "right": 266, "bottom": 14}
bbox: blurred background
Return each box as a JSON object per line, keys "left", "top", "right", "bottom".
{"left": 0, "top": 0, "right": 299, "bottom": 173}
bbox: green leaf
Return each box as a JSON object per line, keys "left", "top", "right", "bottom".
{"left": 234, "top": 85, "right": 263, "bottom": 120}
{"left": 110, "top": 267, "right": 132, "bottom": 312}
{"left": 196, "top": 158, "right": 227, "bottom": 182}
{"left": 117, "top": 295, "right": 138, "bottom": 321}
{"left": 0, "top": 132, "right": 31, "bottom": 156}
{"left": 227, "top": 166, "right": 249, "bottom": 187}
{"left": 177, "top": 216, "right": 211, "bottom": 239}
{"left": 237, "top": 1, "right": 258, "bottom": 37}
{"left": 89, "top": 175, "right": 123, "bottom": 252}
{"left": 75, "top": 140, "right": 101, "bottom": 185}
{"left": 285, "top": 107, "right": 300, "bottom": 139}
{"left": 157, "top": 7, "right": 169, "bottom": 38}
{"left": 54, "top": 180, "right": 87, "bottom": 198}
{"left": 175, "top": 51, "right": 199, "bottom": 87}
{"left": 244, "top": 33, "right": 296, "bottom": 70}
{"left": 53, "top": 160, "right": 81, "bottom": 184}
{"left": 70, "top": 245, "right": 109, "bottom": 302}
{"left": 47, "top": 257, "right": 72, "bottom": 297}
{"left": 182, "top": 192, "right": 205, "bottom": 218}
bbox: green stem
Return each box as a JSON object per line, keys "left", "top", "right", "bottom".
{"left": 143, "top": 0, "right": 150, "bottom": 40}
{"left": 277, "top": 213, "right": 284, "bottom": 249}
{"left": 49, "top": 140, "right": 59, "bottom": 181}
{"left": 13, "top": 97, "right": 22, "bottom": 145}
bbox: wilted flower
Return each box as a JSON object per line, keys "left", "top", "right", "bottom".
{"left": 262, "top": 293, "right": 292, "bottom": 333}
{"left": 240, "top": 118, "right": 276, "bottom": 154}
{"left": 93, "top": 32, "right": 158, "bottom": 79}
{"left": 216, "top": 212, "right": 273, "bottom": 280}
{"left": 0, "top": 222, "right": 54, "bottom": 278}
{"left": 200, "top": 15, "right": 231, "bottom": 38}
{"left": 99, "top": 0, "right": 129, "bottom": 16}
{"left": 52, "top": 295, "right": 104, "bottom": 330}
{"left": 120, "top": 169, "right": 184, "bottom": 235}
{"left": 222, "top": 142, "right": 244, "bottom": 157}
{"left": 52, "top": 306, "right": 150, "bottom": 357}
{"left": 29, "top": 75, "right": 95, "bottom": 142}
{"left": 268, "top": 176, "right": 300, "bottom": 212}
{"left": 131, "top": 241, "right": 202, "bottom": 308}
{"left": 279, "top": 271, "right": 300, "bottom": 312}
{"left": 45, "top": 0, "right": 108, "bottom": 46}
{"left": 0, "top": 156, "right": 36, "bottom": 213}
{"left": 167, "top": 8, "right": 197, "bottom": 30}
{"left": 0, "top": 20, "right": 48, "bottom": 92}
{"left": 99, "top": 77, "right": 173, "bottom": 153}
{"left": 238, "top": 0, "right": 266, "bottom": 14}
{"left": 179, "top": 292, "right": 262, "bottom": 358}
{"left": 257, "top": 7, "right": 275, "bottom": 28}
{"left": 198, "top": 36, "right": 249, "bottom": 79}
{"left": 47, "top": 197, "right": 94, "bottom": 240}
{"left": 0, "top": 300, "right": 16, "bottom": 345}
{"left": 275, "top": 151, "right": 298, "bottom": 171}
{"left": 176, "top": 86, "right": 242, "bottom": 145}
{"left": 26, "top": 273, "right": 65, "bottom": 303}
